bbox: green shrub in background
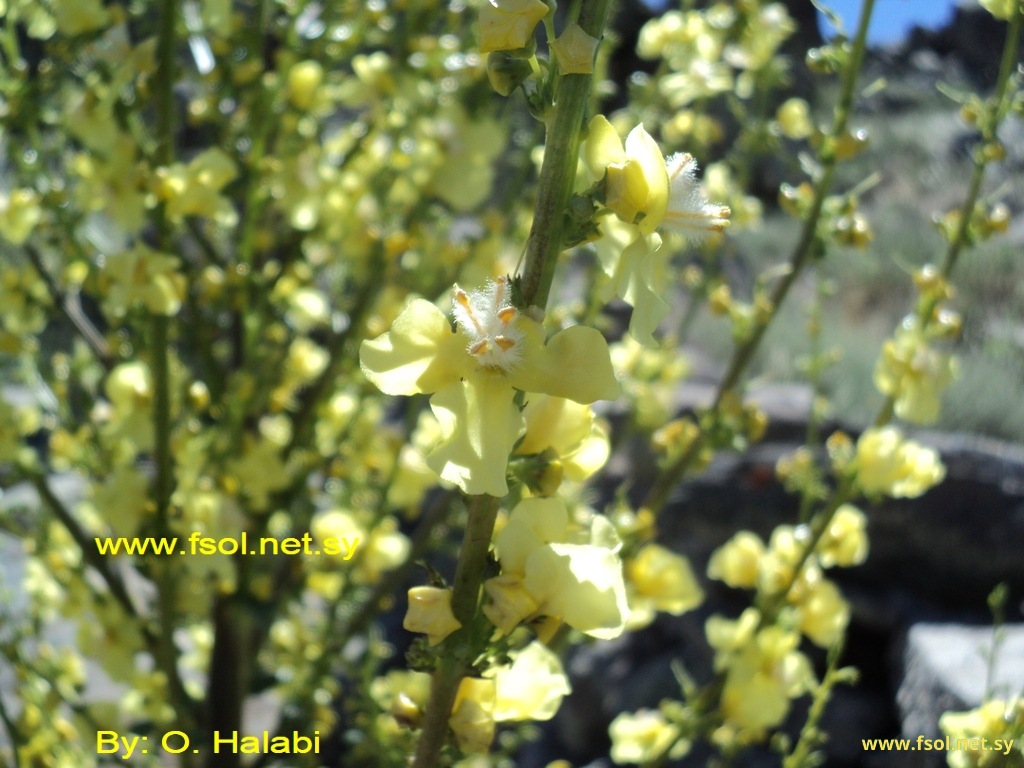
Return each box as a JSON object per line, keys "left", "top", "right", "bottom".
{"left": 0, "top": 0, "right": 1021, "bottom": 766}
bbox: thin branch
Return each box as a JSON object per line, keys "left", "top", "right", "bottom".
{"left": 640, "top": 0, "right": 878, "bottom": 517}
{"left": 31, "top": 474, "right": 138, "bottom": 618}
{"left": 23, "top": 245, "right": 115, "bottom": 371}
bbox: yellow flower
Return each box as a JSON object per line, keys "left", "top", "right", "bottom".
{"left": 659, "top": 59, "right": 733, "bottom": 107}
{"left": 817, "top": 504, "right": 868, "bottom": 568}
{"left": 153, "top": 148, "right": 238, "bottom": 226}
{"left": 492, "top": 642, "right": 571, "bottom": 721}
{"left": 105, "top": 362, "right": 152, "bottom": 419}
{"left": 939, "top": 699, "right": 1021, "bottom": 768}
{"left": 0, "top": 189, "right": 42, "bottom": 244}
{"left": 72, "top": 138, "right": 148, "bottom": 232}
{"left": 706, "top": 531, "right": 765, "bottom": 589}
{"left": 287, "top": 60, "right": 324, "bottom": 110}
{"left": 359, "top": 279, "right": 619, "bottom": 496}
{"left": 487, "top": 497, "right": 629, "bottom": 638}
{"left": 285, "top": 287, "right": 331, "bottom": 333}
{"left": 854, "top": 426, "right": 945, "bottom": 498}
{"left": 873, "top": 320, "right": 957, "bottom": 424}
{"left": 593, "top": 217, "right": 667, "bottom": 347}
{"left": 483, "top": 573, "right": 539, "bottom": 635}
{"left": 357, "top": 519, "right": 411, "bottom": 583}
{"left": 709, "top": 617, "right": 815, "bottom": 731}
{"left": 403, "top": 586, "right": 462, "bottom": 646}
{"left": 626, "top": 543, "right": 704, "bottom": 618}
{"left": 370, "top": 668, "right": 433, "bottom": 715}
{"left": 103, "top": 245, "right": 186, "bottom": 317}
{"left": 776, "top": 98, "right": 813, "bottom": 140}
{"left": 225, "top": 435, "right": 292, "bottom": 511}
{"left": 429, "top": 105, "right": 508, "bottom": 212}
{"left": 795, "top": 577, "right": 849, "bottom": 648}
{"left": 515, "top": 394, "right": 610, "bottom": 481}
{"left": 705, "top": 608, "right": 760, "bottom": 660}
{"left": 311, "top": 509, "right": 365, "bottom": 565}
{"left": 450, "top": 678, "right": 496, "bottom": 753}
{"left": 608, "top": 709, "right": 682, "bottom": 765}
{"left": 103, "top": 361, "right": 156, "bottom": 451}
{"left": 585, "top": 116, "right": 668, "bottom": 235}
{"left": 757, "top": 525, "right": 804, "bottom": 595}
{"left": 584, "top": 117, "right": 729, "bottom": 346}
{"left": 478, "top": 0, "right": 549, "bottom": 53}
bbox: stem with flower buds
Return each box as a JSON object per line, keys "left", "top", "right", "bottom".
{"left": 641, "top": 0, "right": 877, "bottom": 518}
{"left": 519, "top": 0, "right": 614, "bottom": 311}
{"left": 411, "top": 494, "right": 501, "bottom": 768}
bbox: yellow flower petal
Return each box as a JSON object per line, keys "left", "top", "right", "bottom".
{"left": 624, "top": 124, "right": 669, "bottom": 235}
{"left": 517, "top": 395, "right": 593, "bottom": 456}
{"left": 483, "top": 574, "right": 539, "bottom": 634}
{"left": 493, "top": 642, "right": 572, "bottom": 721}
{"left": 478, "top": 0, "right": 549, "bottom": 53}
{"left": 450, "top": 678, "right": 496, "bottom": 753}
{"left": 605, "top": 158, "right": 650, "bottom": 225}
{"left": 627, "top": 544, "right": 704, "bottom": 615}
{"left": 584, "top": 115, "right": 626, "bottom": 178}
{"left": 494, "top": 496, "right": 569, "bottom": 575}
{"left": 523, "top": 542, "right": 629, "bottom": 639}
{"left": 360, "top": 298, "right": 471, "bottom": 396}
{"left": 507, "top": 322, "right": 619, "bottom": 403}
{"left": 426, "top": 373, "right": 524, "bottom": 497}
{"left": 562, "top": 420, "right": 611, "bottom": 480}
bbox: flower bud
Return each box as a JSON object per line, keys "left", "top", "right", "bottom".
{"left": 188, "top": 381, "right": 211, "bottom": 411}
{"left": 796, "top": 577, "right": 850, "bottom": 647}
{"left": 627, "top": 544, "right": 704, "bottom": 615}
{"left": 817, "top": 504, "right": 868, "bottom": 568}
{"left": 403, "top": 586, "right": 462, "bottom": 646}
{"left": 776, "top": 98, "right": 813, "bottom": 140}
{"left": 287, "top": 60, "right": 324, "bottom": 110}
{"left": 707, "top": 531, "right": 764, "bottom": 589}
{"left": 708, "top": 284, "right": 732, "bottom": 315}
{"left": 483, "top": 574, "right": 538, "bottom": 635}
{"left": 550, "top": 23, "right": 599, "bottom": 74}
{"left": 831, "top": 128, "right": 869, "bottom": 160}
{"left": 449, "top": 678, "right": 496, "bottom": 753}
{"left": 486, "top": 51, "right": 534, "bottom": 96}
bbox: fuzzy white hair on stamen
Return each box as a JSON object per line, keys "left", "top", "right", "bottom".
{"left": 451, "top": 277, "right": 525, "bottom": 372}
{"left": 661, "top": 152, "right": 731, "bottom": 240}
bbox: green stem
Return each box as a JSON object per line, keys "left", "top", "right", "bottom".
{"left": 875, "top": 6, "right": 1020, "bottom": 428}
{"left": 411, "top": 494, "right": 500, "bottom": 768}
{"left": 640, "top": 0, "right": 877, "bottom": 517}
{"left": 151, "top": 0, "right": 197, "bottom": 757}
{"left": 519, "top": 0, "right": 614, "bottom": 311}
{"left": 942, "top": 10, "right": 1020, "bottom": 280}
{"left": 782, "top": 647, "right": 846, "bottom": 768}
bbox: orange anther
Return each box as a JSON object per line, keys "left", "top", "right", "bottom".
{"left": 497, "top": 306, "right": 517, "bottom": 324}
{"left": 494, "top": 336, "right": 516, "bottom": 351}
{"left": 469, "top": 339, "right": 490, "bottom": 355}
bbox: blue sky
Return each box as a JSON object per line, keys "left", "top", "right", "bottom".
{"left": 818, "top": 0, "right": 958, "bottom": 44}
